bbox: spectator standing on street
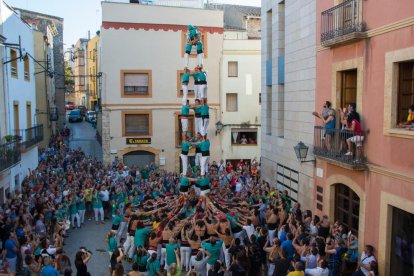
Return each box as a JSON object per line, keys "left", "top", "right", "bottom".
{"left": 100, "top": 186, "right": 111, "bottom": 220}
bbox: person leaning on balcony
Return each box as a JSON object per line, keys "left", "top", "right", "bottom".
{"left": 345, "top": 111, "right": 364, "bottom": 160}
{"left": 397, "top": 104, "right": 414, "bottom": 130}
{"left": 313, "top": 101, "right": 336, "bottom": 150}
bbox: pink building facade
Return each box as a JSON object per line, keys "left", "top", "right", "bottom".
{"left": 315, "top": 1, "right": 414, "bottom": 275}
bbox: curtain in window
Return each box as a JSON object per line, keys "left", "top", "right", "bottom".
{"left": 124, "top": 73, "right": 149, "bottom": 94}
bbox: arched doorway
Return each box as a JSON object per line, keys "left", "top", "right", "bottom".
{"left": 123, "top": 150, "right": 155, "bottom": 169}
{"left": 335, "top": 183, "right": 360, "bottom": 234}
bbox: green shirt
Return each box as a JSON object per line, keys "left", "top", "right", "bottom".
{"left": 69, "top": 203, "right": 78, "bottom": 215}
{"left": 194, "top": 71, "right": 207, "bottom": 82}
{"left": 181, "top": 105, "right": 190, "bottom": 116}
{"left": 134, "top": 227, "right": 151, "bottom": 247}
{"left": 92, "top": 194, "right": 103, "bottom": 209}
{"left": 108, "top": 236, "right": 117, "bottom": 252}
{"left": 135, "top": 254, "right": 149, "bottom": 267}
{"left": 192, "top": 106, "right": 201, "bottom": 115}
{"left": 202, "top": 240, "right": 223, "bottom": 265}
{"left": 200, "top": 140, "right": 210, "bottom": 152}
{"left": 77, "top": 198, "right": 86, "bottom": 210}
{"left": 146, "top": 259, "right": 160, "bottom": 276}
{"left": 200, "top": 105, "right": 209, "bottom": 116}
{"left": 181, "top": 141, "right": 192, "bottom": 152}
{"left": 166, "top": 244, "right": 179, "bottom": 266}
{"left": 198, "top": 177, "right": 210, "bottom": 188}
{"left": 180, "top": 177, "right": 190, "bottom": 187}
{"left": 182, "top": 73, "right": 191, "bottom": 84}
{"left": 112, "top": 214, "right": 123, "bottom": 226}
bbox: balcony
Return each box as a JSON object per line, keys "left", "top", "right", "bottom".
{"left": 0, "top": 141, "right": 21, "bottom": 173}
{"left": 14, "top": 125, "right": 44, "bottom": 149}
{"left": 313, "top": 126, "right": 367, "bottom": 170}
{"left": 320, "top": 0, "right": 366, "bottom": 47}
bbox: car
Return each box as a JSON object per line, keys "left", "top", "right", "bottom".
{"left": 68, "top": 109, "right": 83, "bottom": 123}
{"left": 65, "top": 101, "right": 75, "bottom": 110}
{"left": 85, "top": 111, "right": 96, "bottom": 122}
{"left": 77, "top": 105, "right": 87, "bottom": 117}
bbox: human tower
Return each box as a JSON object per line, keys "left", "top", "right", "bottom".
{"left": 179, "top": 25, "right": 211, "bottom": 197}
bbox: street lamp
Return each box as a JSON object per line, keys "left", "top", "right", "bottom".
{"left": 293, "top": 141, "right": 315, "bottom": 164}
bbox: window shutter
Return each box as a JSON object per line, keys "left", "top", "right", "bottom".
{"left": 226, "top": 93, "right": 238, "bottom": 112}
{"left": 125, "top": 114, "right": 149, "bottom": 135}
{"left": 124, "top": 73, "right": 148, "bottom": 87}
{"left": 228, "top": 61, "right": 238, "bottom": 77}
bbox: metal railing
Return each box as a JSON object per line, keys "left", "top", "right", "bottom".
{"left": 313, "top": 126, "right": 367, "bottom": 168}
{"left": 14, "top": 125, "right": 44, "bottom": 149}
{"left": 0, "top": 141, "right": 21, "bottom": 173}
{"left": 321, "top": 0, "right": 365, "bottom": 42}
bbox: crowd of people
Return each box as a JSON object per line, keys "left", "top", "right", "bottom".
{"left": 0, "top": 25, "right": 382, "bottom": 276}
{"left": 0, "top": 134, "right": 379, "bottom": 276}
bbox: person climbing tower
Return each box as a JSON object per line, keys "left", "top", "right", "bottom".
{"left": 181, "top": 68, "right": 193, "bottom": 105}
{"left": 184, "top": 25, "right": 203, "bottom": 68}
{"left": 194, "top": 66, "right": 207, "bottom": 101}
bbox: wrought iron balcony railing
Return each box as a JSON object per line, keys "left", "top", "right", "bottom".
{"left": 14, "top": 125, "right": 44, "bottom": 149}
{"left": 0, "top": 141, "right": 21, "bottom": 173}
{"left": 321, "top": 0, "right": 366, "bottom": 46}
{"left": 313, "top": 126, "right": 368, "bottom": 170}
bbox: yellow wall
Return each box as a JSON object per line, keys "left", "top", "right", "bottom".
{"left": 87, "top": 35, "right": 100, "bottom": 108}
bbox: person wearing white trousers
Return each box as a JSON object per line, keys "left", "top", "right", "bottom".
{"left": 181, "top": 101, "right": 190, "bottom": 142}
{"left": 200, "top": 99, "right": 209, "bottom": 138}
{"left": 192, "top": 99, "right": 202, "bottom": 135}
{"left": 194, "top": 67, "right": 207, "bottom": 100}
{"left": 69, "top": 199, "right": 80, "bottom": 229}
{"left": 180, "top": 139, "right": 192, "bottom": 176}
{"left": 184, "top": 25, "right": 203, "bottom": 68}
{"left": 198, "top": 138, "right": 210, "bottom": 176}
{"left": 181, "top": 69, "right": 192, "bottom": 105}
{"left": 123, "top": 233, "right": 136, "bottom": 259}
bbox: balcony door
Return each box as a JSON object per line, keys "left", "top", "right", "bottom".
{"left": 13, "top": 104, "right": 19, "bottom": 136}
{"left": 341, "top": 69, "right": 357, "bottom": 109}
{"left": 335, "top": 183, "right": 360, "bottom": 234}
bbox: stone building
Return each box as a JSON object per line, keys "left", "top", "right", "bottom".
{"left": 260, "top": 0, "right": 316, "bottom": 210}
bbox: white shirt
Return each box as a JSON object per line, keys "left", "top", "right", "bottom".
{"left": 360, "top": 251, "right": 376, "bottom": 274}
{"left": 242, "top": 224, "right": 256, "bottom": 239}
{"left": 100, "top": 190, "right": 110, "bottom": 201}
{"left": 305, "top": 267, "right": 329, "bottom": 276}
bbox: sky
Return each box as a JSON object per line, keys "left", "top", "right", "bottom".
{"left": 5, "top": 0, "right": 261, "bottom": 47}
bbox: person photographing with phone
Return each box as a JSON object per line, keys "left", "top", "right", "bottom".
{"left": 74, "top": 247, "right": 92, "bottom": 276}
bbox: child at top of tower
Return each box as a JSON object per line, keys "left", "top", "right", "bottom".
{"left": 184, "top": 25, "right": 203, "bottom": 69}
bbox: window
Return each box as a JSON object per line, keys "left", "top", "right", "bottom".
{"left": 176, "top": 114, "right": 195, "bottom": 147}
{"left": 26, "top": 103, "right": 32, "bottom": 128}
{"left": 341, "top": 69, "right": 357, "bottom": 109}
{"left": 181, "top": 31, "right": 208, "bottom": 58}
{"left": 398, "top": 62, "right": 414, "bottom": 124}
{"left": 390, "top": 207, "right": 414, "bottom": 276}
{"left": 10, "top": 49, "right": 18, "bottom": 77}
{"left": 276, "top": 164, "right": 298, "bottom": 202}
{"left": 13, "top": 103, "right": 19, "bottom": 136}
{"left": 79, "top": 76, "right": 85, "bottom": 86}
{"left": 121, "top": 70, "right": 152, "bottom": 97}
{"left": 228, "top": 61, "right": 238, "bottom": 77}
{"left": 231, "top": 128, "right": 257, "bottom": 145}
{"left": 176, "top": 70, "right": 195, "bottom": 98}
{"left": 122, "top": 111, "right": 152, "bottom": 136}
{"left": 226, "top": 93, "right": 238, "bottom": 112}
{"left": 24, "top": 56, "right": 30, "bottom": 80}
{"left": 335, "top": 184, "right": 360, "bottom": 234}
{"left": 259, "top": 93, "right": 261, "bottom": 105}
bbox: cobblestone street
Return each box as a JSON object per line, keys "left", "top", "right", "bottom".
{"left": 68, "top": 117, "right": 103, "bottom": 162}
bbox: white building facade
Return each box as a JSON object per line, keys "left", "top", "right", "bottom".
{"left": 0, "top": 2, "right": 41, "bottom": 199}
{"left": 100, "top": 2, "right": 223, "bottom": 172}
{"left": 219, "top": 31, "right": 261, "bottom": 166}
{"left": 260, "top": 0, "right": 316, "bottom": 210}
